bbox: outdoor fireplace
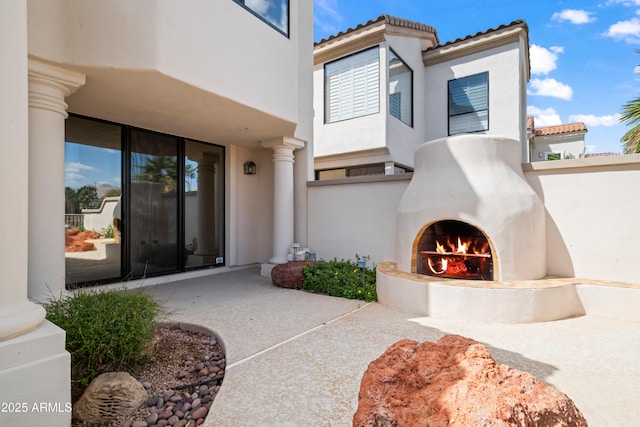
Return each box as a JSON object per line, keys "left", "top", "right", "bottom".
{"left": 397, "top": 134, "right": 546, "bottom": 282}
{"left": 416, "top": 220, "right": 493, "bottom": 280}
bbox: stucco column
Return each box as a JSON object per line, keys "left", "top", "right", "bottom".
{"left": 0, "top": 4, "right": 76, "bottom": 426}
{"left": 262, "top": 137, "right": 305, "bottom": 266}
{"left": 27, "top": 58, "right": 85, "bottom": 300}
{"left": 195, "top": 152, "right": 219, "bottom": 256}
{"left": 0, "top": 7, "right": 46, "bottom": 342}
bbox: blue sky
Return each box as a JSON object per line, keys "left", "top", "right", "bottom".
{"left": 314, "top": 0, "right": 640, "bottom": 154}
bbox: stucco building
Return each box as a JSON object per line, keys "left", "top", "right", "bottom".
{"left": 1, "top": 1, "right": 312, "bottom": 424}
{"left": 313, "top": 16, "right": 530, "bottom": 179}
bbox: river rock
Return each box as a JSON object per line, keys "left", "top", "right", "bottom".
{"left": 72, "top": 372, "right": 148, "bottom": 424}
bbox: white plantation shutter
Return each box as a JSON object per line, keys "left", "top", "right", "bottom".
{"left": 448, "top": 72, "right": 489, "bottom": 135}
{"left": 325, "top": 47, "right": 380, "bottom": 123}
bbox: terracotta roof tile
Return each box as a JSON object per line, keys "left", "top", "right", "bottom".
{"left": 585, "top": 152, "right": 619, "bottom": 158}
{"left": 315, "top": 14, "right": 438, "bottom": 46}
{"left": 424, "top": 20, "right": 527, "bottom": 52}
{"left": 534, "top": 122, "right": 588, "bottom": 137}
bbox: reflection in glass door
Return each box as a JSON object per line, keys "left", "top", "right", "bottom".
{"left": 64, "top": 116, "right": 226, "bottom": 287}
{"left": 129, "top": 130, "right": 179, "bottom": 277}
{"left": 64, "top": 117, "right": 122, "bottom": 286}
{"left": 184, "top": 140, "right": 225, "bottom": 268}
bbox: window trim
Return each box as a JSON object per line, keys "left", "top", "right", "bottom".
{"left": 324, "top": 46, "right": 381, "bottom": 124}
{"left": 447, "top": 71, "right": 489, "bottom": 136}
{"left": 388, "top": 48, "right": 413, "bottom": 127}
{"left": 233, "top": 0, "right": 290, "bottom": 37}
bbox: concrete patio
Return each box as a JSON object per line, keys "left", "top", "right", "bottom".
{"left": 143, "top": 267, "right": 640, "bottom": 426}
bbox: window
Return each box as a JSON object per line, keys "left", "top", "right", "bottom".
{"left": 545, "top": 151, "right": 564, "bottom": 161}
{"left": 325, "top": 47, "right": 380, "bottom": 123}
{"left": 448, "top": 72, "right": 489, "bottom": 135}
{"left": 64, "top": 116, "right": 225, "bottom": 288}
{"left": 389, "top": 49, "right": 413, "bottom": 126}
{"left": 234, "top": 0, "right": 289, "bottom": 35}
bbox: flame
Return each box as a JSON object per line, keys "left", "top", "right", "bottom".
{"left": 426, "top": 235, "right": 490, "bottom": 279}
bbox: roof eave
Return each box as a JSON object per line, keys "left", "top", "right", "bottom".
{"left": 422, "top": 21, "right": 529, "bottom": 78}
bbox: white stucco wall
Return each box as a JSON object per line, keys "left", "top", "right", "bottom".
{"left": 424, "top": 42, "right": 525, "bottom": 148}
{"left": 385, "top": 34, "right": 429, "bottom": 168}
{"left": 308, "top": 155, "right": 640, "bottom": 285}
{"left": 524, "top": 155, "right": 640, "bottom": 283}
{"left": 27, "top": 0, "right": 301, "bottom": 125}
{"left": 308, "top": 176, "right": 411, "bottom": 265}
{"left": 532, "top": 135, "right": 586, "bottom": 161}
{"left": 313, "top": 48, "right": 387, "bottom": 159}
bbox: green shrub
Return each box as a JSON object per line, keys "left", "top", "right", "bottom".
{"left": 302, "top": 255, "right": 377, "bottom": 302}
{"left": 45, "top": 287, "right": 161, "bottom": 386}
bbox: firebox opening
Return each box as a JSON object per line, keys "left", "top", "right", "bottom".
{"left": 416, "top": 220, "right": 493, "bottom": 281}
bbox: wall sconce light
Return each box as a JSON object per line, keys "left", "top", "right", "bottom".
{"left": 243, "top": 161, "right": 256, "bottom": 175}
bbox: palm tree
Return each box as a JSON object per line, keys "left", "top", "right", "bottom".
{"left": 620, "top": 97, "right": 640, "bottom": 154}
{"left": 134, "top": 155, "right": 178, "bottom": 192}
{"left": 620, "top": 49, "right": 640, "bottom": 154}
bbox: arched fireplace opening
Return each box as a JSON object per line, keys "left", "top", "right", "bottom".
{"left": 415, "top": 220, "right": 493, "bottom": 281}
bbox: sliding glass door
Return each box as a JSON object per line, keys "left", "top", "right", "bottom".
{"left": 64, "top": 116, "right": 225, "bottom": 287}
{"left": 129, "top": 130, "right": 180, "bottom": 277}
{"left": 64, "top": 117, "right": 122, "bottom": 287}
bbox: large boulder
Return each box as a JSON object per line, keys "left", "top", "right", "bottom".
{"left": 73, "top": 372, "right": 148, "bottom": 424}
{"left": 271, "top": 260, "right": 313, "bottom": 289}
{"left": 353, "top": 335, "right": 588, "bottom": 427}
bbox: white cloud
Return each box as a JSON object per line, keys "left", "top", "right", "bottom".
{"left": 604, "top": 17, "right": 640, "bottom": 43}
{"left": 605, "top": 0, "right": 640, "bottom": 6}
{"left": 529, "top": 44, "right": 564, "bottom": 75}
{"left": 568, "top": 114, "right": 621, "bottom": 126}
{"left": 245, "top": 0, "right": 269, "bottom": 15}
{"left": 585, "top": 144, "right": 597, "bottom": 154}
{"left": 65, "top": 162, "right": 97, "bottom": 174}
{"left": 528, "top": 78, "right": 574, "bottom": 101}
{"left": 552, "top": 9, "right": 596, "bottom": 24}
{"left": 527, "top": 106, "right": 562, "bottom": 127}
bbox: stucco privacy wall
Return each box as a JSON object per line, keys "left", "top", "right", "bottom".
{"left": 307, "top": 156, "right": 640, "bottom": 284}
{"left": 524, "top": 155, "right": 640, "bottom": 283}
{"left": 307, "top": 176, "right": 410, "bottom": 264}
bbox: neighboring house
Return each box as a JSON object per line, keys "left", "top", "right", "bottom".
{"left": 313, "top": 16, "right": 531, "bottom": 179}
{"left": 527, "top": 116, "right": 588, "bottom": 161}
{"left": 1, "top": 1, "right": 312, "bottom": 425}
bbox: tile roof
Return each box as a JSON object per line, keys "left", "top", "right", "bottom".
{"left": 424, "top": 20, "right": 528, "bottom": 52}
{"left": 315, "top": 14, "right": 438, "bottom": 46}
{"left": 585, "top": 152, "right": 619, "bottom": 158}
{"left": 534, "top": 122, "right": 588, "bottom": 137}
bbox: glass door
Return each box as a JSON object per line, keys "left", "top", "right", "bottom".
{"left": 184, "top": 140, "right": 225, "bottom": 268}
{"left": 129, "top": 130, "right": 180, "bottom": 277}
{"left": 64, "top": 117, "right": 122, "bottom": 287}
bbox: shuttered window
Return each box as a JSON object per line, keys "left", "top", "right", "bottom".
{"left": 325, "top": 47, "right": 380, "bottom": 123}
{"left": 448, "top": 72, "right": 489, "bottom": 135}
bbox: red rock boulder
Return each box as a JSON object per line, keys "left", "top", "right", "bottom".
{"left": 271, "top": 260, "right": 314, "bottom": 289}
{"left": 353, "top": 335, "right": 588, "bottom": 427}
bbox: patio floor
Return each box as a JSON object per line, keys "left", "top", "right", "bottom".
{"left": 144, "top": 267, "right": 640, "bottom": 426}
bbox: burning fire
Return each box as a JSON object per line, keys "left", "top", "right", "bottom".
{"left": 425, "top": 236, "right": 490, "bottom": 277}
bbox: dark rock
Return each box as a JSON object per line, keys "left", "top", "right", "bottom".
{"left": 191, "top": 406, "right": 208, "bottom": 420}
{"left": 147, "top": 396, "right": 159, "bottom": 407}
{"left": 271, "top": 260, "right": 314, "bottom": 289}
{"left": 146, "top": 413, "right": 159, "bottom": 425}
